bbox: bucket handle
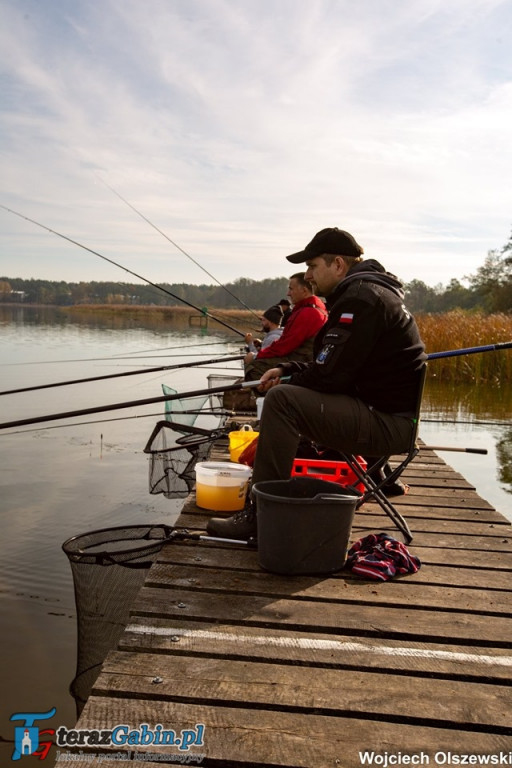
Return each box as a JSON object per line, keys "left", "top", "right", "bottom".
{"left": 315, "top": 492, "right": 360, "bottom": 502}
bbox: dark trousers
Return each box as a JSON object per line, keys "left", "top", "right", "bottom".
{"left": 251, "top": 384, "right": 413, "bottom": 486}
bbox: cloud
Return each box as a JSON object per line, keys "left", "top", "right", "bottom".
{"left": 0, "top": 0, "right": 511, "bottom": 288}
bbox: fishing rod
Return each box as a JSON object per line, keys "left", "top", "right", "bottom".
{"left": 108, "top": 340, "right": 234, "bottom": 357}
{"left": 0, "top": 204, "right": 246, "bottom": 338}
{"left": 422, "top": 418, "right": 508, "bottom": 427}
{"left": 102, "top": 180, "right": 262, "bottom": 321}
{"left": 0, "top": 378, "right": 265, "bottom": 430}
{"left": 423, "top": 445, "right": 487, "bottom": 454}
{"left": 0, "top": 354, "right": 244, "bottom": 396}
{"left": 427, "top": 341, "right": 512, "bottom": 360}
{"left": 2, "top": 405, "right": 231, "bottom": 436}
{"left": 101, "top": 353, "right": 243, "bottom": 360}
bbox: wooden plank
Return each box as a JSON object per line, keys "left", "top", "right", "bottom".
{"left": 157, "top": 539, "right": 512, "bottom": 573}
{"left": 157, "top": 540, "right": 512, "bottom": 571}
{"left": 184, "top": 501, "right": 508, "bottom": 524}
{"left": 144, "top": 562, "right": 512, "bottom": 613}
{"left": 94, "top": 650, "right": 512, "bottom": 728}
{"left": 373, "top": 492, "right": 495, "bottom": 510}
{"left": 358, "top": 505, "right": 507, "bottom": 523}
{"left": 120, "top": 616, "right": 512, "bottom": 680}
{"left": 174, "top": 511, "right": 512, "bottom": 550}
{"left": 131, "top": 586, "right": 512, "bottom": 645}
{"left": 58, "top": 697, "right": 512, "bottom": 768}
{"left": 353, "top": 513, "right": 509, "bottom": 535}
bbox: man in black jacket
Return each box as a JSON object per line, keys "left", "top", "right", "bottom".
{"left": 207, "top": 227, "right": 426, "bottom": 540}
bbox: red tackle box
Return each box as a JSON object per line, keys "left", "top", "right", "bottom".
{"left": 291, "top": 456, "right": 367, "bottom": 494}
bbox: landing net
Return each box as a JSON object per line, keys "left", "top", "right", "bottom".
{"left": 62, "top": 524, "right": 173, "bottom": 715}
{"left": 143, "top": 419, "right": 229, "bottom": 498}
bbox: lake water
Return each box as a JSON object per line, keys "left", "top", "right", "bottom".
{"left": 1, "top": 306, "right": 511, "bottom": 766}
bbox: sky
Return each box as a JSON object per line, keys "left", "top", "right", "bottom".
{"left": 1, "top": 0, "right": 511, "bottom": 290}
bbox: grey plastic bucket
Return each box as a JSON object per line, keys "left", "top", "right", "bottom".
{"left": 252, "top": 476, "right": 360, "bottom": 575}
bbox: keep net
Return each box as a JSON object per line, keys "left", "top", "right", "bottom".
{"left": 161, "top": 383, "right": 211, "bottom": 426}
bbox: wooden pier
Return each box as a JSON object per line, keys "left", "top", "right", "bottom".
{"left": 56, "top": 440, "right": 512, "bottom": 767}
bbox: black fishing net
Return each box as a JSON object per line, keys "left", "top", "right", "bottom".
{"left": 62, "top": 524, "right": 174, "bottom": 715}
{"left": 143, "top": 419, "right": 229, "bottom": 498}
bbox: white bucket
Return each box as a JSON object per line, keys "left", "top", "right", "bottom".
{"left": 195, "top": 461, "right": 252, "bottom": 512}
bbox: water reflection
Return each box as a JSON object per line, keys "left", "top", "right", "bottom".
{"left": 496, "top": 428, "right": 512, "bottom": 490}
{"left": 0, "top": 303, "right": 256, "bottom": 334}
{"left": 423, "top": 377, "right": 512, "bottom": 421}
{"left": 421, "top": 376, "right": 512, "bottom": 503}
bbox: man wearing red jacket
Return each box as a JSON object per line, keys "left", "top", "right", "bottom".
{"left": 244, "top": 272, "right": 327, "bottom": 381}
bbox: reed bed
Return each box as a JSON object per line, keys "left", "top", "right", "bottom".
{"left": 417, "top": 311, "right": 512, "bottom": 384}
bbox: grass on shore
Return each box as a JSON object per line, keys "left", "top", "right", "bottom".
{"left": 417, "top": 311, "right": 512, "bottom": 384}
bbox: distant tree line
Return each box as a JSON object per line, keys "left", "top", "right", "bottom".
{"left": 1, "top": 230, "right": 511, "bottom": 314}
{"left": 0, "top": 276, "right": 291, "bottom": 311}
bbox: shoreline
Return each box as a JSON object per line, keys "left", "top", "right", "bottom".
{"left": 3, "top": 303, "right": 512, "bottom": 384}
{"left": 1, "top": 302, "right": 259, "bottom": 333}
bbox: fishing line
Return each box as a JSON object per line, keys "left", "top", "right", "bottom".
{"left": 101, "top": 179, "right": 262, "bottom": 321}
{"left": 108, "top": 339, "right": 234, "bottom": 357}
{"left": 3, "top": 343, "right": 241, "bottom": 366}
{"left": 100, "top": 353, "right": 243, "bottom": 359}
{"left": 0, "top": 354, "right": 244, "bottom": 396}
{"left": 0, "top": 203, "right": 246, "bottom": 337}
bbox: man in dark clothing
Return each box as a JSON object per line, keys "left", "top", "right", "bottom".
{"left": 207, "top": 227, "right": 426, "bottom": 540}
{"left": 278, "top": 298, "right": 292, "bottom": 326}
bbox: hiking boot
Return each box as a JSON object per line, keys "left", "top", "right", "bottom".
{"left": 206, "top": 498, "right": 257, "bottom": 540}
{"left": 382, "top": 479, "right": 410, "bottom": 497}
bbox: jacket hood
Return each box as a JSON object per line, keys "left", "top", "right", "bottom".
{"left": 329, "top": 259, "right": 405, "bottom": 304}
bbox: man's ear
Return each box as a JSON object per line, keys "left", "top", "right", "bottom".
{"left": 336, "top": 255, "right": 349, "bottom": 276}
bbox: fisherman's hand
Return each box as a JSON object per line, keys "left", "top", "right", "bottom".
{"left": 244, "top": 333, "right": 253, "bottom": 344}
{"left": 258, "top": 366, "right": 284, "bottom": 391}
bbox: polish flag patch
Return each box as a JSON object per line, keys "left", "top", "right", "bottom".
{"left": 339, "top": 313, "right": 354, "bottom": 324}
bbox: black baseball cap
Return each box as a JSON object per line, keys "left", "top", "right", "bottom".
{"left": 286, "top": 227, "right": 364, "bottom": 264}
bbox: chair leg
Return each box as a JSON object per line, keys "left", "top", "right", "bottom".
{"left": 343, "top": 455, "right": 413, "bottom": 544}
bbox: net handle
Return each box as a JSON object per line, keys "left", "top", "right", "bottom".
{"left": 62, "top": 524, "right": 175, "bottom": 563}
{"left": 143, "top": 420, "right": 228, "bottom": 453}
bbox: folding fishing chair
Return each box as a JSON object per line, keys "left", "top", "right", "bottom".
{"left": 341, "top": 363, "right": 428, "bottom": 545}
